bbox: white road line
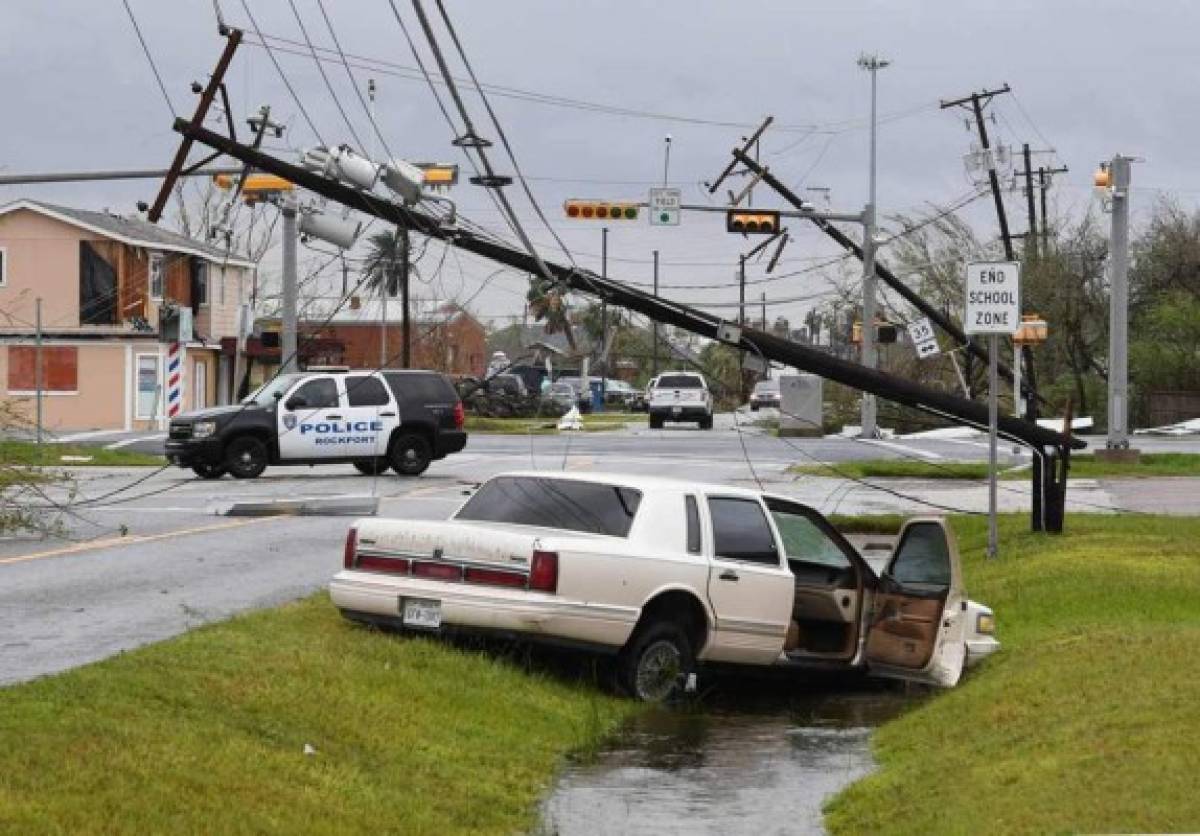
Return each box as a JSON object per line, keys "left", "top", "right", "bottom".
{"left": 104, "top": 434, "right": 165, "bottom": 450}
{"left": 860, "top": 438, "right": 944, "bottom": 460}
{"left": 51, "top": 430, "right": 127, "bottom": 443}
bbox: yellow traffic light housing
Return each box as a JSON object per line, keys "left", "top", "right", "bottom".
{"left": 727, "top": 209, "right": 780, "bottom": 235}
{"left": 563, "top": 200, "right": 639, "bottom": 221}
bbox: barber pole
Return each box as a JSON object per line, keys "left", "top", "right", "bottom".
{"left": 167, "top": 341, "right": 184, "bottom": 418}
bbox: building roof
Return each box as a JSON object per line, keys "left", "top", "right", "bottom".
{"left": 0, "top": 199, "right": 257, "bottom": 269}
{"left": 296, "top": 297, "right": 478, "bottom": 327}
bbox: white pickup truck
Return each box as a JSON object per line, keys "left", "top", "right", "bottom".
{"left": 648, "top": 372, "right": 714, "bottom": 429}
{"left": 330, "top": 472, "right": 999, "bottom": 701}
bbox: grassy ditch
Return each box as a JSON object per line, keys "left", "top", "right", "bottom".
{"left": 791, "top": 452, "right": 1200, "bottom": 481}
{"left": 0, "top": 595, "right": 633, "bottom": 835}
{"left": 825, "top": 513, "right": 1200, "bottom": 834}
{"left": 465, "top": 414, "right": 638, "bottom": 434}
{"left": 0, "top": 439, "right": 163, "bottom": 467}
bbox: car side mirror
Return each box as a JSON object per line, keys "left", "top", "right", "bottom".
{"left": 285, "top": 396, "right": 306, "bottom": 411}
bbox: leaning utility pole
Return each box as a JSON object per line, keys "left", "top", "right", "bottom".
{"left": 858, "top": 53, "right": 889, "bottom": 438}
{"left": 940, "top": 85, "right": 1015, "bottom": 261}
{"left": 1020, "top": 143, "right": 1038, "bottom": 260}
{"left": 1037, "top": 163, "right": 1069, "bottom": 252}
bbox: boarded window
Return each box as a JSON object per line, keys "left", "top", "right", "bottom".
{"left": 80, "top": 242, "right": 117, "bottom": 325}
{"left": 7, "top": 346, "right": 78, "bottom": 392}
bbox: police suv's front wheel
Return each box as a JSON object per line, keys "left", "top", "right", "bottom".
{"left": 353, "top": 458, "right": 390, "bottom": 476}
{"left": 225, "top": 436, "right": 269, "bottom": 479}
{"left": 389, "top": 434, "right": 431, "bottom": 477}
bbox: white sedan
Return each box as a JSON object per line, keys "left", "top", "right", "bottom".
{"left": 330, "top": 472, "right": 999, "bottom": 701}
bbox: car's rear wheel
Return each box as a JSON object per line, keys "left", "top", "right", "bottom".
{"left": 225, "top": 436, "right": 269, "bottom": 479}
{"left": 353, "top": 458, "right": 390, "bottom": 476}
{"left": 191, "top": 461, "right": 226, "bottom": 480}
{"left": 389, "top": 433, "right": 432, "bottom": 476}
{"left": 649, "top": 415, "right": 664, "bottom": 430}
{"left": 619, "top": 621, "right": 694, "bottom": 703}
{"left": 699, "top": 415, "right": 714, "bottom": 430}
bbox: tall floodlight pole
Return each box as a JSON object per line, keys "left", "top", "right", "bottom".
{"left": 857, "top": 53, "right": 889, "bottom": 438}
{"left": 280, "top": 193, "right": 299, "bottom": 374}
{"left": 652, "top": 249, "right": 660, "bottom": 377}
{"left": 1106, "top": 155, "right": 1133, "bottom": 450}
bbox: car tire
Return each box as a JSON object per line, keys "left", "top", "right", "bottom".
{"left": 750, "top": 404, "right": 759, "bottom": 412}
{"left": 649, "top": 415, "right": 664, "bottom": 430}
{"left": 389, "top": 433, "right": 432, "bottom": 477}
{"left": 699, "top": 415, "right": 714, "bottom": 430}
{"left": 619, "top": 621, "right": 695, "bottom": 703}
{"left": 225, "top": 436, "right": 269, "bottom": 479}
{"left": 191, "top": 462, "right": 226, "bottom": 479}
{"left": 353, "top": 459, "right": 390, "bottom": 476}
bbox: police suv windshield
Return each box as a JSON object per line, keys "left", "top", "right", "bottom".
{"left": 242, "top": 373, "right": 305, "bottom": 407}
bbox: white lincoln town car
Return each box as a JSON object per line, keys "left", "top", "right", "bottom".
{"left": 330, "top": 472, "right": 999, "bottom": 701}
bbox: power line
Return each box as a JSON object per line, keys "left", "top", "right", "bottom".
{"left": 120, "top": 0, "right": 177, "bottom": 118}
{"left": 284, "top": 0, "right": 367, "bottom": 150}
{"left": 238, "top": 0, "right": 326, "bottom": 146}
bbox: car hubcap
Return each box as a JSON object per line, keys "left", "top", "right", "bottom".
{"left": 636, "top": 640, "right": 682, "bottom": 701}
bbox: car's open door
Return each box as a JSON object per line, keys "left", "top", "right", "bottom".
{"left": 864, "top": 518, "right": 966, "bottom": 687}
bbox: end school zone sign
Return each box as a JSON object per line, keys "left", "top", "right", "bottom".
{"left": 964, "top": 261, "right": 1021, "bottom": 335}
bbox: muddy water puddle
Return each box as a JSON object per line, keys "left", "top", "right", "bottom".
{"left": 540, "top": 683, "right": 917, "bottom": 835}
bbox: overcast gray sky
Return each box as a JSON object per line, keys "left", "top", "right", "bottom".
{"left": 4, "top": 0, "right": 1196, "bottom": 326}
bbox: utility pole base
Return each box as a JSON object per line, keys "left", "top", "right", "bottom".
{"left": 1094, "top": 447, "right": 1141, "bottom": 465}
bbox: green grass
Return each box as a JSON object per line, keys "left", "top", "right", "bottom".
{"left": 791, "top": 452, "right": 1200, "bottom": 481}
{"left": 0, "top": 439, "right": 163, "bottom": 467}
{"left": 825, "top": 514, "right": 1200, "bottom": 835}
{"left": 0, "top": 595, "right": 634, "bottom": 835}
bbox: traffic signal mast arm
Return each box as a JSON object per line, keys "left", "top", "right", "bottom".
{"left": 727, "top": 148, "right": 1038, "bottom": 404}
{"left": 166, "top": 117, "right": 1081, "bottom": 529}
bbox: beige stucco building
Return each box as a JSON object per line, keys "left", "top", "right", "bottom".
{"left": 0, "top": 200, "right": 256, "bottom": 432}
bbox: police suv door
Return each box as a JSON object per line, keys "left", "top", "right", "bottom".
{"left": 277, "top": 375, "right": 344, "bottom": 461}
{"left": 341, "top": 373, "right": 400, "bottom": 459}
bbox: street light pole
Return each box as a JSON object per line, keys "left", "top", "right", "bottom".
{"left": 1106, "top": 155, "right": 1133, "bottom": 451}
{"left": 652, "top": 249, "right": 660, "bottom": 377}
{"left": 280, "top": 193, "right": 299, "bottom": 374}
{"left": 858, "top": 53, "right": 889, "bottom": 439}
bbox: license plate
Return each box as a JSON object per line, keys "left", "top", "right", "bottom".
{"left": 402, "top": 598, "right": 442, "bottom": 629}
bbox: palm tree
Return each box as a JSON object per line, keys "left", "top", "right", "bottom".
{"left": 526, "top": 276, "right": 577, "bottom": 352}
{"left": 361, "top": 227, "right": 411, "bottom": 366}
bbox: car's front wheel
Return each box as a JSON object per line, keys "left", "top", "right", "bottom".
{"left": 389, "top": 433, "right": 432, "bottom": 476}
{"left": 353, "top": 458, "right": 390, "bottom": 476}
{"left": 191, "top": 461, "right": 226, "bottom": 480}
{"left": 619, "top": 621, "right": 695, "bottom": 703}
{"left": 699, "top": 415, "right": 714, "bottom": 430}
{"left": 648, "top": 415, "right": 664, "bottom": 430}
{"left": 225, "top": 436, "right": 269, "bottom": 479}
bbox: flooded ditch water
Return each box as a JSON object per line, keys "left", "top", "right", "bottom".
{"left": 540, "top": 681, "right": 919, "bottom": 835}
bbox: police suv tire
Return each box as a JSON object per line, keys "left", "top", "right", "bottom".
{"left": 191, "top": 462, "right": 226, "bottom": 480}
{"left": 618, "top": 620, "right": 694, "bottom": 703}
{"left": 353, "top": 459, "right": 390, "bottom": 476}
{"left": 649, "top": 415, "right": 664, "bottom": 430}
{"left": 389, "top": 433, "right": 432, "bottom": 477}
{"left": 225, "top": 436, "right": 269, "bottom": 479}
{"left": 699, "top": 415, "right": 714, "bottom": 430}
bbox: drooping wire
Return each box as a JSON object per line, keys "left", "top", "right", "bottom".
{"left": 238, "top": 0, "right": 326, "bottom": 146}
{"left": 121, "top": 0, "right": 176, "bottom": 118}
{"left": 284, "top": 0, "right": 367, "bottom": 150}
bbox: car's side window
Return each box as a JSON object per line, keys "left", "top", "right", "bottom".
{"left": 289, "top": 377, "right": 338, "bottom": 409}
{"left": 888, "top": 522, "right": 951, "bottom": 593}
{"left": 345, "top": 375, "right": 390, "bottom": 407}
{"left": 707, "top": 497, "right": 779, "bottom": 566}
{"left": 685, "top": 495, "right": 701, "bottom": 554}
{"left": 769, "top": 508, "right": 851, "bottom": 570}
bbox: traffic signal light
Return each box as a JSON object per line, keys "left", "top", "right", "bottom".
{"left": 563, "top": 200, "right": 639, "bottom": 221}
{"left": 726, "top": 209, "right": 780, "bottom": 235}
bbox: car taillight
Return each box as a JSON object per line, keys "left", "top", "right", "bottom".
{"left": 343, "top": 527, "right": 357, "bottom": 569}
{"left": 529, "top": 550, "right": 558, "bottom": 593}
{"left": 464, "top": 567, "right": 527, "bottom": 588}
{"left": 453, "top": 401, "right": 465, "bottom": 429}
{"left": 356, "top": 555, "right": 410, "bottom": 574}
{"left": 412, "top": 561, "right": 463, "bottom": 581}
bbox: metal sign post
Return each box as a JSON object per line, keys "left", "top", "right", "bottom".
{"left": 965, "top": 261, "right": 1021, "bottom": 559}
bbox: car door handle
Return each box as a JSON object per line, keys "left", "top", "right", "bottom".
{"left": 325, "top": 414, "right": 343, "bottom": 420}
{"left": 719, "top": 570, "right": 739, "bottom": 582}
{"left": 379, "top": 411, "right": 397, "bottom": 417}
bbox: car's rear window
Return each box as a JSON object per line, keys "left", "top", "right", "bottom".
{"left": 657, "top": 374, "right": 703, "bottom": 388}
{"left": 383, "top": 372, "right": 457, "bottom": 404}
{"left": 456, "top": 476, "right": 643, "bottom": 537}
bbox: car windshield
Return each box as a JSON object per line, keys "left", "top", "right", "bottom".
{"left": 242, "top": 373, "right": 305, "bottom": 406}
{"left": 456, "top": 476, "right": 643, "bottom": 537}
{"left": 548, "top": 383, "right": 575, "bottom": 395}
{"left": 657, "top": 374, "right": 703, "bottom": 388}
{"left": 754, "top": 381, "right": 779, "bottom": 394}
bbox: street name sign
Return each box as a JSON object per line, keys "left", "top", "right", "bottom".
{"left": 965, "top": 261, "right": 1021, "bottom": 334}
{"left": 907, "top": 317, "right": 940, "bottom": 358}
{"left": 648, "top": 187, "right": 681, "bottom": 226}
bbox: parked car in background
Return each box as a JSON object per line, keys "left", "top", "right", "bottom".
{"left": 648, "top": 372, "right": 714, "bottom": 429}
{"left": 631, "top": 376, "right": 658, "bottom": 413}
{"left": 603, "top": 379, "right": 638, "bottom": 410}
{"left": 750, "top": 378, "right": 781, "bottom": 411}
{"left": 331, "top": 471, "right": 999, "bottom": 701}
{"left": 490, "top": 373, "right": 527, "bottom": 398}
{"left": 542, "top": 381, "right": 579, "bottom": 412}
{"left": 555, "top": 377, "right": 595, "bottom": 413}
